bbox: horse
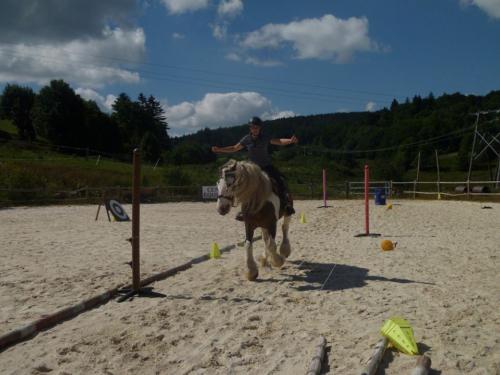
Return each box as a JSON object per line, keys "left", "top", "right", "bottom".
{"left": 216, "top": 159, "right": 292, "bottom": 281}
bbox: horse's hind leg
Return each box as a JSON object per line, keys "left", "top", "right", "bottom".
{"left": 263, "top": 223, "right": 284, "bottom": 268}
{"left": 279, "top": 215, "right": 292, "bottom": 258}
{"left": 244, "top": 225, "right": 258, "bottom": 281}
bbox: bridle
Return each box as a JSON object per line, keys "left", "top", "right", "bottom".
{"left": 217, "top": 192, "right": 234, "bottom": 202}
{"left": 217, "top": 169, "right": 236, "bottom": 205}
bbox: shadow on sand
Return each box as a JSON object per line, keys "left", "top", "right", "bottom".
{"left": 284, "top": 260, "right": 435, "bottom": 292}
{"left": 375, "top": 343, "right": 441, "bottom": 375}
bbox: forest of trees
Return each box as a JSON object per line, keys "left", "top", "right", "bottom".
{"left": 175, "top": 90, "right": 500, "bottom": 178}
{"left": 0, "top": 80, "right": 170, "bottom": 162}
{"left": 1, "top": 80, "right": 499, "bottom": 177}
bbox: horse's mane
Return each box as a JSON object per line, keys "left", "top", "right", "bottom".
{"left": 226, "top": 160, "right": 272, "bottom": 215}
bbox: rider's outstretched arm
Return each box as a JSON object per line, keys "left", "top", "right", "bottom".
{"left": 212, "top": 143, "right": 244, "bottom": 153}
{"left": 270, "top": 135, "right": 299, "bottom": 146}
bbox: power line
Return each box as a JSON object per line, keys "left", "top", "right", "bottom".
{"left": 0, "top": 44, "right": 402, "bottom": 101}
{"left": 300, "top": 124, "right": 475, "bottom": 155}
{"left": 0, "top": 47, "right": 385, "bottom": 106}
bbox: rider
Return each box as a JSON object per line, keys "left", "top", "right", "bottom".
{"left": 211, "top": 116, "right": 298, "bottom": 220}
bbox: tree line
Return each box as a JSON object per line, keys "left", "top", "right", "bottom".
{"left": 1, "top": 80, "right": 499, "bottom": 175}
{"left": 177, "top": 90, "right": 500, "bottom": 178}
{"left": 0, "top": 80, "right": 170, "bottom": 162}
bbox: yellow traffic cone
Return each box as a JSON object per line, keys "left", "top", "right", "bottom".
{"left": 300, "top": 212, "right": 306, "bottom": 224}
{"left": 380, "top": 317, "right": 419, "bottom": 355}
{"left": 210, "top": 242, "right": 221, "bottom": 259}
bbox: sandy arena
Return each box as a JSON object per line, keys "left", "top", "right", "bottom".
{"left": 0, "top": 200, "right": 499, "bottom": 374}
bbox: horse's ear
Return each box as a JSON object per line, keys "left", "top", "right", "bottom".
{"left": 227, "top": 159, "right": 237, "bottom": 171}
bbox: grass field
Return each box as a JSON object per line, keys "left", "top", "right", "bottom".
{"left": 1, "top": 120, "right": 497, "bottom": 205}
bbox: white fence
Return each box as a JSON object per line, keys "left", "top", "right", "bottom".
{"left": 347, "top": 180, "right": 500, "bottom": 199}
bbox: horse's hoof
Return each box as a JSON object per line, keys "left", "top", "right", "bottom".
{"left": 279, "top": 242, "right": 291, "bottom": 258}
{"left": 271, "top": 255, "right": 285, "bottom": 268}
{"left": 258, "top": 255, "right": 269, "bottom": 267}
{"left": 245, "top": 269, "right": 259, "bottom": 281}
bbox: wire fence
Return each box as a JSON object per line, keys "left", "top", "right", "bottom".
{"left": 1, "top": 179, "right": 499, "bottom": 208}
{"left": 346, "top": 180, "right": 500, "bottom": 200}
{"left": 0, "top": 185, "right": 203, "bottom": 207}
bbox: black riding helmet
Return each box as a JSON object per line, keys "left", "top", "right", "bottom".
{"left": 249, "top": 116, "right": 263, "bottom": 126}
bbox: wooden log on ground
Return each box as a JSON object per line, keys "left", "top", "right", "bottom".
{"left": 361, "top": 337, "right": 388, "bottom": 375}
{"left": 306, "top": 335, "right": 327, "bottom": 375}
{"left": 411, "top": 355, "right": 431, "bottom": 375}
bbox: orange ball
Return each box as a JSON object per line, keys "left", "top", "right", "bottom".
{"left": 380, "top": 239, "right": 395, "bottom": 251}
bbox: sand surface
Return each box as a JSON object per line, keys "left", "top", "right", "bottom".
{"left": 0, "top": 200, "right": 499, "bottom": 374}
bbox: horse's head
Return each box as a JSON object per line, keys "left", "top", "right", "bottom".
{"left": 216, "top": 160, "right": 238, "bottom": 215}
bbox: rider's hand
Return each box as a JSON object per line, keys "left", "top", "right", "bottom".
{"left": 290, "top": 136, "right": 299, "bottom": 144}
{"left": 211, "top": 146, "right": 219, "bottom": 153}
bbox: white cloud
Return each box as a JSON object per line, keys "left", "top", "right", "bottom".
{"left": 365, "top": 101, "right": 376, "bottom": 112}
{"left": 212, "top": 1, "right": 244, "bottom": 41}
{"left": 211, "top": 23, "right": 228, "bottom": 40}
{"left": 164, "top": 91, "right": 295, "bottom": 135}
{"left": 104, "top": 94, "right": 118, "bottom": 110}
{"left": 218, "top": 0, "right": 244, "bottom": 17}
{"left": 244, "top": 57, "right": 283, "bottom": 67}
{"left": 263, "top": 110, "right": 296, "bottom": 120}
{"left": 225, "top": 52, "right": 242, "bottom": 61}
{"left": 0, "top": 1, "right": 139, "bottom": 44}
{"left": 75, "top": 88, "right": 116, "bottom": 112}
{"left": 160, "top": 0, "right": 209, "bottom": 14}
{"left": 224, "top": 52, "right": 282, "bottom": 66}
{"left": 0, "top": 27, "right": 145, "bottom": 87}
{"left": 461, "top": 0, "right": 500, "bottom": 18}
{"left": 172, "top": 32, "right": 186, "bottom": 39}
{"left": 240, "top": 14, "right": 379, "bottom": 62}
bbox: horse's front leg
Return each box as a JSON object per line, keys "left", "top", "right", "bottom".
{"left": 279, "top": 215, "right": 292, "bottom": 258}
{"left": 258, "top": 228, "right": 271, "bottom": 268}
{"left": 244, "top": 223, "right": 259, "bottom": 281}
{"left": 263, "top": 221, "right": 285, "bottom": 268}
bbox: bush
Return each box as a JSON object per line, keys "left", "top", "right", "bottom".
{"left": 168, "top": 142, "right": 216, "bottom": 164}
{"left": 7, "top": 168, "right": 48, "bottom": 202}
{"left": 163, "top": 167, "right": 192, "bottom": 186}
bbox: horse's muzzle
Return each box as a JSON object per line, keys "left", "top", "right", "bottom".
{"left": 217, "top": 205, "right": 230, "bottom": 215}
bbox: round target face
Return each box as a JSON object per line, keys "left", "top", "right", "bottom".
{"left": 108, "top": 199, "right": 129, "bottom": 221}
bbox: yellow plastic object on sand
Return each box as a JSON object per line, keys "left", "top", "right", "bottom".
{"left": 380, "top": 239, "right": 396, "bottom": 251}
{"left": 380, "top": 317, "right": 419, "bottom": 355}
{"left": 210, "top": 242, "right": 221, "bottom": 259}
{"left": 300, "top": 212, "right": 306, "bottom": 224}
{"left": 387, "top": 203, "right": 393, "bottom": 210}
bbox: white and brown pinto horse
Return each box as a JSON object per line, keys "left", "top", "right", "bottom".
{"left": 216, "top": 159, "right": 292, "bottom": 281}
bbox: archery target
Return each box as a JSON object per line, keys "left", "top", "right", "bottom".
{"left": 106, "top": 199, "right": 130, "bottom": 221}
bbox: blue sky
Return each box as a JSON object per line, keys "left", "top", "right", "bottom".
{"left": 0, "top": 0, "right": 499, "bottom": 135}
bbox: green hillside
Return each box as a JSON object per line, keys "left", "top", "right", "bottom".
{"left": 1, "top": 85, "right": 500, "bottom": 206}
{"left": 1, "top": 117, "right": 498, "bottom": 206}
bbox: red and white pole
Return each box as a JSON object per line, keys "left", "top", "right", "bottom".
{"left": 364, "top": 164, "right": 370, "bottom": 235}
{"left": 322, "top": 169, "right": 327, "bottom": 207}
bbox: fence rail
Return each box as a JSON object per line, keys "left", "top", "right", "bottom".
{"left": 1, "top": 179, "right": 499, "bottom": 207}
{"left": 348, "top": 180, "right": 500, "bottom": 199}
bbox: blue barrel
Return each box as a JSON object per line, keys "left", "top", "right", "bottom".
{"left": 374, "top": 188, "right": 386, "bottom": 205}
